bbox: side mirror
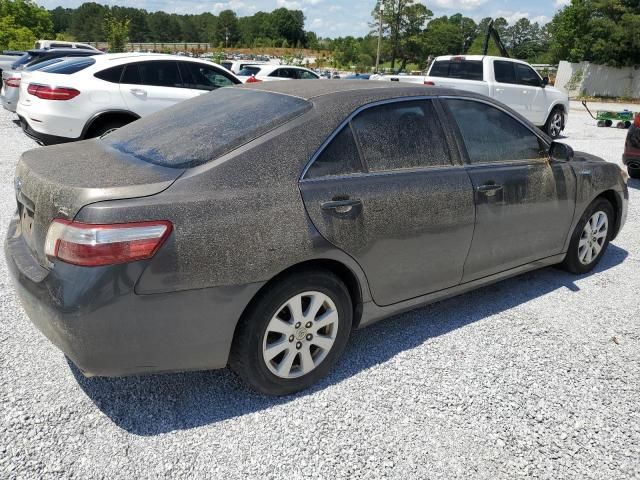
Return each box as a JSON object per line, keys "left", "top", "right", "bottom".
{"left": 550, "top": 141, "right": 574, "bottom": 161}
{"left": 542, "top": 76, "right": 549, "bottom": 88}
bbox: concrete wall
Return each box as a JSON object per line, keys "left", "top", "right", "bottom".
{"left": 555, "top": 61, "right": 640, "bottom": 98}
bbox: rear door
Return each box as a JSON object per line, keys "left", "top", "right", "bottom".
{"left": 442, "top": 98, "right": 576, "bottom": 282}
{"left": 300, "top": 99, "right": 476, "bottom": 306}
{"left": 492, "top": 60, "right": 529, "bottom": 119}
{"left": 514, "top": 62, "right": 547, "bottom": 125}
{"left": 119, "top": 60, "right": 194, "bottom": 116}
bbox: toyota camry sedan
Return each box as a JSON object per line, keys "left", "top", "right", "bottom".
{"left": 6, "top": 82, "right": 628, "bottom": 395}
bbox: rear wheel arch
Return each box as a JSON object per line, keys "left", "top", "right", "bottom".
{"left": 231, "top": 259, "right": 365, "bottom": 351}
{"left": 82, "top": 110, "right": 140, "bottom": 139}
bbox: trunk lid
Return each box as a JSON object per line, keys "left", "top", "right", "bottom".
{"left": 15, "top": 139, "right": 184, "bottom": 267}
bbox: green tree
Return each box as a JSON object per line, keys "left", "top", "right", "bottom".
{"left": 0, "top": 0, "right": 53, "bottom": 39}
{"left": 0, "top": 15, "right": 35, "bottom": 50}
{"left": 104, "top": 12, "right": 130, "bottom": 52}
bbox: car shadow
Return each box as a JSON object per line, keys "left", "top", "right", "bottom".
{"left": 71, "top": 244, "right": 628, "bottom": 436}
{"left": 626, "top": 177, "right": 640, "bottom": 190}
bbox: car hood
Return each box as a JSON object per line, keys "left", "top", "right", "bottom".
{"left": 14, "top": 139, "right": 185, "bottom": 266}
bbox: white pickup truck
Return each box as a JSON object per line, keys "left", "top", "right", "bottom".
{"left": 373, "top": 55, "right": 569, "bottom": 138}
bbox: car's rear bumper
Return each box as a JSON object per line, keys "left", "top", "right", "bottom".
{"left": 5, "top": 215, "right": 263, "bottom": 377}
{"left": 17, "top": 115, "right": 75, "bottom": 145}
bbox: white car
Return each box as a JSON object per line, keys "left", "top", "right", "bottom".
{"left": 237, "top": 65, "right": 320, "bottom": 83}
{"left": 34, "top": 40, "right": 100, "bottom": 51}
{"left": 16, "top": 53, "right": 241, "bottom": 145}
{"left": 373, "top": 55, "right": 569, "bottom": 138}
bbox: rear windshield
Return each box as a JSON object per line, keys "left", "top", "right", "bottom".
{"left": 238, "top": 66, "right": 261, "bottom": 76}
{"left": 103, "top": 88, "right": 311, "bottom": 168}
{"left": 11, "top": 54, "right": 33, "bottom": 69}
{"left": 39, "top": 57, "right": 96, "bottom": 74}
{"left": 24, "top": 58, "right": 63, "bottom": 71}
{"left": 429, "top": 59, "right": 484, "bottom": 81}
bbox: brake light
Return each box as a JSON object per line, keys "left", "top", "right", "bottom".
{"left": 424, "top": 81, "right": 435, "bottom": 86}
{"left": 4, "top": 77, "right": 20, "bottom": 88}
{"left": 635, "top": 113, "right": 640, "bottom": 128}
{"left": 44, "top": 219, "right": 172, "bottom": 267}
{"left": 27, "top": 84, "right": 80, "bottom": 100}
{"left": 245, "top": 75, "right": 262, "bottom": 84}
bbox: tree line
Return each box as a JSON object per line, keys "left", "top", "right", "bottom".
{"left": 1, "top": 0, "right": 639, "bottom": 69}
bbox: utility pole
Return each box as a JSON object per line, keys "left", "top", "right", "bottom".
{"left": 375, "top": 3, "right": 384, "bottom": 73}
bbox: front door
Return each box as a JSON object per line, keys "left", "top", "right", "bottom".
{"left": 443, "top": 98, "right": 576, "bottom": 282}
{"left": 300, "top": 99, "right": 476, "bottom": 306}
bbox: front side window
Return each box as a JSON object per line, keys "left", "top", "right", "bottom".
{"left": 179, "top": 62, "right": 237, "bottom": 90}
{"left": 515, "top": 63, "right": 542, "bottom": 87}
{"left": 306, "top": 126, "right": 363, "bottom": 179}
{"left": 138, "top": 61, "right": 182, "bottom": 88}
{"left": 351, "top": 100, "right": 451, "bottom": 172}
{"left": 446, "top": 99, "right": 547, "bottom": 164}
{"left": 298, "top": 70, "right": 318, "bottom": 79}
{"left": 494, "top": 60, "right": 516, "bottom": 84}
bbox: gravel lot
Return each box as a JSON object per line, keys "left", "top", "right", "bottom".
{"left": 1, "top": 102, "right": 639, "bottom": 479}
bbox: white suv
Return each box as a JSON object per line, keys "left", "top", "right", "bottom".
{"left": 16, "top": 53, "right": 241, "bottom": 145}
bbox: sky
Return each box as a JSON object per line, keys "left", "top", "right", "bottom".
{"left": 37, "top": 0, "right": 572, "bottom": 38}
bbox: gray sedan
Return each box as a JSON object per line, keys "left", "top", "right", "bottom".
{"left": 5, "top": 82, "right": 628, "bottom": 395}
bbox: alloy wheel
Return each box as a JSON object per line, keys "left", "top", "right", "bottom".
{"left": 262, "top": 291, "right": 339, "bottom": 379}
{"left": 578, "top": 211, "right": 608, "bottom": 265}
{"left": 549, "top": 112, "right": 563, "bottom": 137}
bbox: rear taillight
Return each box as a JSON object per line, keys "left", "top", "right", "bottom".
{"left": 4, "top": 77, "right": 20, "bottom": 88}
{"left": 245, "top": 75, "right": 262, "bottom": 84}
{"left": 635, "top": 113, "right": 640, "bottom": 128}
{"left": 44, "top": 219, "right": 172, "bottom": 267}
{"left": 423, "top": 81, "right": 435, "bottom": 86}
{"left": 27, "top": 84, "right": 80, "bottom": 101}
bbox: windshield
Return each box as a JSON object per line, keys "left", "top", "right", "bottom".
{"left": 238, "top": 66, "right": 261, "bottom": 76}
{"left": 11, "top": 54, "right": 33, "bottom": 69}
{"left": 103, "top": 88, "right": 311, "bottom": 168}
{"left": 39, "top": 57, "right": 96, "bottom": 74}
{"left": 430, "top": 59, "right": 484, "bottom": 81}
{"left": 24, "top": 58, "right": 64, "bottom": 71}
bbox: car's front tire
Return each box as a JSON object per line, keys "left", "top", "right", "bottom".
{"left": 544, "top": 107, "right": 564, "bottom": 139}
{"left": 560, "top": 198, "right": 614, "bottom": 274}
{"left": 229, "top": 269, "right": 353, "bottom": 396}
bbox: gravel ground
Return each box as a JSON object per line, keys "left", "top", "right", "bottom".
{"left": 1, "top": 102, "right": 639, "bottom": 479}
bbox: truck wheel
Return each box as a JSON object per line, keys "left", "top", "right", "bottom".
{"left": 545, "top": 108, "right": 563, "bottom": 138}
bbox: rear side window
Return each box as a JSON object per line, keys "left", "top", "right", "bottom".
{"left": 179, "top": 62, "right": 237, "bottom": 90}
{"left": 121, "top": 64, "right": 141, "bottom": 84}
{"left": 306, "top": 127, "right": 363, "bottom": 179}
{"left": 104, "top": 89, "right": 311, "bottom": 168}
{"left": 39, "top": 57, "right": 96, "bottom": 74}
{"left": 138, "top": 61, "right": 181, "bottom": 88}
{"left": 429, "top": 59, "right": 483, "bottom": 81}
{"left": 446, "top": 99, "right": 547, "bottom": 164}
{"left": 494, "top": 61, "right": 516, "bottom": 84}
{"left": 351, "top": 100, "right": 451, "bottom": 172}
{"left": 238, "top": 66, "right": 261, "bottom": 76}
{"left": 515, "top": 63, "right": 542, "bottom": 87}
{"left": 94, "top": 65, "right": 124, "bottom": 83}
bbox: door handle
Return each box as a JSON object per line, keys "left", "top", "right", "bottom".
{"left": 476, "top": 184, "right": 503, "bottom": 196}
{"left": 130, "top": 88, "right": 147, "bottom": 96}
{"left": 495, "top": 88, "right": 505, "bottom": 93}
{"left": 321, "top": 199, "right": 362, "bottom": 214}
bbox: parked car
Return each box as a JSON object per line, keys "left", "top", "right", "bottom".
{"left": 227, "top": 60, "right": 268, "bottom": 74}
{"left": 2, "top": 51, "right": 103, "bottom": 112}
{"left": 16, "top": 53, "right": 241, "bottom": 145}
{"left": 372, "top": 55, "right": 570, "bottom": 138}
{"left": 623, "top": 112, "right": 640, "bottom": 178}
{"left": 1, "top": 48, "right": 103, "bottom": 75}
{"left": 34, "top": 40, "right": 100, "bottom": 51}
{"left": 344, "top": 73, "right": 371, "bottom": 80}
{"left": 237, "top": 64, "right": 320, "bottom": 83}
{"left": 6, "top": 82, "right": 627, "bottom": 395}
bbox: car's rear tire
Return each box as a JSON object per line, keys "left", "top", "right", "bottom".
{"left": 560, "top": 198, "right": 614, "bottom": 274}
{"left": 85, "top": 118, "right": 132, "bottom": 139}
{"left": 229, "top": 269, "right": 353, "bottom": 396}
{"left": 627, "top": 161, "right": 640, "bottom": 179}
{"left": 544, "top": 107, "right": 564, "bottom": 138}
